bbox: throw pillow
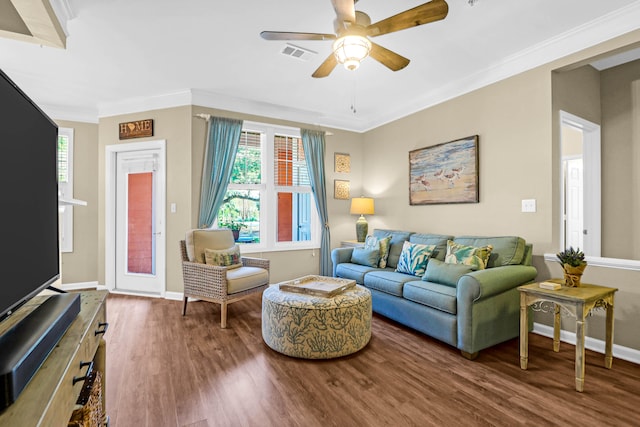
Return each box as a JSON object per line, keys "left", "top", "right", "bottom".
{"left": 422, "top": 258, "right": 474, "bottom": 287}
{"left": 351, "top": 248, "right": 380, "bottom": 268}
{"left": 204, "top": 245, "right": 242, "bottom": 269}
{"left": 365, "top": 235, "right": 392, "bottom": 268}
{"left": 395, "top": 241, "right": 436, "bottom": 277}
{"left": 444, "top": 240, "right": 493, "bottom": 270}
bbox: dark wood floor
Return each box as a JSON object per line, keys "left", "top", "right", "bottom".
{"left": 105, "top": 293, "right": 640, "bottom": 427}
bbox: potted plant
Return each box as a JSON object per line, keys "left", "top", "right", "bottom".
{"left": 556, "top": 246, "right": 587, "bottom": 287}
{"left": 220, "top": 220, "right": 246, "bottom": 241}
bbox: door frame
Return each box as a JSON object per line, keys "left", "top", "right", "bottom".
{"left": 559, "top": 110, "right": 601, "bottom": 256}
{"left": 105, "top": 140, "right": 167, "bottom": 296}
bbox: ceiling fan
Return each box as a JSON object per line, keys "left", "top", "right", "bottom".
{"left": 260, "top": 0, "right": 449, "bottom": 78}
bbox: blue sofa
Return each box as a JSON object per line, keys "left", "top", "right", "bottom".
{"left": 331, "top": 229, "right": 537, "bottom": 358}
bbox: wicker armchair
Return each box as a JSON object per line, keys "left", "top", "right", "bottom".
{"left": 180, "top": 229, "right": 270, "bottom": 328}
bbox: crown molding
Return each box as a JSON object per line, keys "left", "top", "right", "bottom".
{"left": 97, "top": 90, "right": 193, "bottom": 118}
{"left": 41, "top": 103, "right": 99, "bottom": 124}
{"left": 42, "top": 1, "right": 640, "bottom": 132}
{"left": 358, "top": 1, "right": 640, "bottom": 132}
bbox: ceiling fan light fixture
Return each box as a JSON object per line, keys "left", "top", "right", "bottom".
{"left": 332, "top": 35, "right": 372, "bottom": 71}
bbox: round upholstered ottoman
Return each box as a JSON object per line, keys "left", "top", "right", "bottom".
{"left": 262, "top": 283, "right": 372, "bottom": 359}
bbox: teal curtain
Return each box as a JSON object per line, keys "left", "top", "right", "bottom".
{"left": 301, "top": 129, "right": 331, "bottom": 276}
{"left": 198, "top": 117, "right": 243, "bottom": 228}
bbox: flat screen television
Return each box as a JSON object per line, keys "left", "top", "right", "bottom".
{"left": 0, "top": 68, "right": 60, "bottom": 321}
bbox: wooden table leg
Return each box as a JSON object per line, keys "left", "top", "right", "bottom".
{"left": 575, "top": 303, "right": 586, "bottom": 392}
{"left": 605, "top": 300, "right": 614, "bottom": 369}
{"left": 553, "top": 303, "right": 561, "bottom": 352}
{"left": 520, "top": 293, "right": 528, "bottom": 369}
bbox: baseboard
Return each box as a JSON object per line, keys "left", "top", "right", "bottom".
{"left": 59, "top": 281, "right": 99, "bottom": 291}
{"left": 164, "top": 291, "right": 184, "bottom": 301}
{"left": 533, "top": 322, "right": 640, "bottom": 365}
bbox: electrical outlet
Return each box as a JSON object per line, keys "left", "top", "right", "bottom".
{"left": 521, "top": 199, "right": 536, "bottom": 213}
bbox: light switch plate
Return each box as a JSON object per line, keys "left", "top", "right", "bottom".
{"left": 521, "top": 199, "right": 536, "bottom": 213}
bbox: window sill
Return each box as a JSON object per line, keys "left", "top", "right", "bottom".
{"left": 543, "top": 253, "right": 640, "bottom": 271}
{"left": 241, "top": 244, "right": 320, "bottom": 255}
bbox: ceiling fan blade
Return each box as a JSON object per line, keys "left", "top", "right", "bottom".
{"left": 367, "top": 0, "right": 449, "bottom": 37}
{"left": 369, "top": 42, "right": 410, "bottom": 71}
{"left": 260, "top": 31, "right": 336, "bottom": 41}
{"left": 312, "top": 53, "right": 338, "bottom": 78}
{"left": 331, "top": 0, "right": 356, "bottom": 25}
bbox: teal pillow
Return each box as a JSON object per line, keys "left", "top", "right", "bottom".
{"left": 351, "top": 248, "right": 380, "bottom": 268}
{"left": 395, "top": 241, "right": 436, "bottom": 276}
{"left": 422, "top": 258, "right": 473, "bottom": 287}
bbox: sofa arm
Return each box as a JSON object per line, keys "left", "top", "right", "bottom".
{"left": 457, "top": 265, "right": 538, "bottom": 302}
{"left": 331, "top": 247, "right": 355, "bottom": 276}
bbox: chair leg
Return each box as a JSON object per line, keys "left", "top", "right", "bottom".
{"left": 182, "top": 297, "right": 188, "bottom": 316}
{"left": 220, "top": 302, "right": 228, "bottom": 328}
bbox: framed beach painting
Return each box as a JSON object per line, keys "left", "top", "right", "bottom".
{"left": 409, "top": 135, "right": 479, "bottom": 205}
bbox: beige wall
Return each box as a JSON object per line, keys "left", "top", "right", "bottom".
{"left": 601, "top": 60, "right": 640, "bottom": 259}
{"left": 57, "top": 120, "right": 99, "bottom": 284}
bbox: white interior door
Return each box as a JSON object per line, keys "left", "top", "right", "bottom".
{"left": 114, "top": 149, "right": 164, "bottom": 294}
{"left": 565, "top": 158, "right": 584, "bottom": 250}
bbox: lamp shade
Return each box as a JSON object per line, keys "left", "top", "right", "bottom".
{"left": 350, "top": 197, "right": 375, "bottom": 215}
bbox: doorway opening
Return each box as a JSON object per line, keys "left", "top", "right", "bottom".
{"left": 560, "top": 111, "right": 601, "bottom": 256}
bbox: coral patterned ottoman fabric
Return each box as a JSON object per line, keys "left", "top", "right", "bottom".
{"left": 262, "top": 285, "right": 372, "bottom": 359}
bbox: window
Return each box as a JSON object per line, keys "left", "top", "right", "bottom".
{"left": 57, "top": 127, "right": 74, "bottom": 252}
{"left": 217, "top": 122, "right": 319, "bottom": 251}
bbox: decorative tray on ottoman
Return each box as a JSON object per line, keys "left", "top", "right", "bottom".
{"left": 278, "top": 275, "right": 356, "bottom": 297}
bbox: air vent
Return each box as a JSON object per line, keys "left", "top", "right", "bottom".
{"left": 280, "top": 43, "right": 316, "bottom": 61}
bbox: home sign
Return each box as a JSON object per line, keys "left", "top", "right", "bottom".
{"left": 119, "top": 119, "right": 154, "bottom": 139}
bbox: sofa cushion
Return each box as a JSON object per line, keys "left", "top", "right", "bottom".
{"left": 350, "top": 247, "right": 380, "bottom": 267}
{"left": 403, "top": 280, "right": 457, "bottom": 315}
{"left": 409, "top": 233, "right": 453, "bottom": 261}
{"left": 445, "top": 240, "right": 493, "bottom": 270}
{"left": 373, "top": 229, "right": 413, "bottom": 269}
{"left": 395, "top": 241, "right": 436, "bottom": 277}
{"left": 453, "top": 236, "right": 526, "bottom": 267}
{"left": 363, "top": 270, "right": 416, "bottom": 297}
{"left": 335, "top": 263, "right": 378, "bottom": 285}
{"left": 364, "top": 235, "right": 393, "bottom": 268}
{"left": 422, "top": 258, "right": 473, "bottom": 287}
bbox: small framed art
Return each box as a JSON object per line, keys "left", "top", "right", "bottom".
{"left": 334, "top": 153, "right": 351, "bottom": 173}
{"left": 334, "top": 179, "right": 350, "bottom": 200}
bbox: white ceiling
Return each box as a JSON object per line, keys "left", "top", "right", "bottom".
{"left": 1, "top": 0, "right": 640, "bottom": 132}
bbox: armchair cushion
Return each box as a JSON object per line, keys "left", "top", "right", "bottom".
{"left": 227, "top": 266, "right": 269, "bottom": 294}
{"left": 185, "top": 229, "right": 235, "bottom": 263}
{"left": 204, "top": 245, "right": 242, "bottom": 269}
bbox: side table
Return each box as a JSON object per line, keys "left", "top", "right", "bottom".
{"left": 518, "top": 281, "right": 617, "bottom": 392}
{"left": 340, "top": 239, "right": 364, "bottom": 248}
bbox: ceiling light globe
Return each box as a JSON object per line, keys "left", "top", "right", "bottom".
{"left": 332, "top": 35, "right": 372, "bottom": 71}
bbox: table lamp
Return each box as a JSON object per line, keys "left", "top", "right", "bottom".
{"left": 350, "top": 197, "right": 375, "bottom": 242}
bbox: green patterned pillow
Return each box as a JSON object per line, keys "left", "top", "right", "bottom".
{"left": 444, "top": 240, "right": 493, "bottom": 270}
{"left": 204, "top": 245, "right": 242, "bottom": 269}
{"left": 395, "top": 241, "right": 436, "bottom": 276}
{"left": 364, "top": 235, "right": 392, "bottom": 268}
